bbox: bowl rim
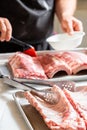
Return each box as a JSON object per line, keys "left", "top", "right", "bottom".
{"left": 46, "top": 31, "right": 85, "bottom": 43}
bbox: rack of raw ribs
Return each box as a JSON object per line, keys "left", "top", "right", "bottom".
{"left": 8, "top": 51, "right": 87, "bottom": 130}
{"left": 8, "top": 51, "right": 87, "bottom": 80}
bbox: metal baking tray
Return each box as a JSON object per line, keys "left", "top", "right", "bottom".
{"left": 13, "top": 91, "right": 50, "bottom": 130}
{"left": 13, "top": 83, "right": 87, "bottom": 130}
{"left": 1, "top": 49, "right": 87, "bottom": 82}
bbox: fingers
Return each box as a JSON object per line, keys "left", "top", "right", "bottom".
{"left": 72, "top": 17, "right": 83, "bottom": 32}
{"left": 0, "top": 17, "right": 12, "bottom": 42}
{"left": 61, "top": 16, "right": 83, "bottom": 35}
{"left": 61, "top": 19, "right": 74, "bottom": 35}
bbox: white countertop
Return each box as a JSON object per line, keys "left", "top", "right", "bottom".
{"left": 0, "top": 79, "right": 29, "bottom": 130}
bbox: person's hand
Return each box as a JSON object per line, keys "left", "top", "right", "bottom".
{"left": 0, "top": 17, "right": 12, "bottom": 41}
{"left": 60, "top": 15, "right": 83, "bottom": 35}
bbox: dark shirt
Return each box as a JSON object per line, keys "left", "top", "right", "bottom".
{"left": 0, "top": 0, "right": 55, "bottom": 52}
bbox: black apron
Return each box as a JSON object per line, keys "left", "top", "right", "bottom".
{"left": 0, "top": 0, "right": 55, "bottom": 52}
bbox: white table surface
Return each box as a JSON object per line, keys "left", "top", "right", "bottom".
{"left": 0, "top": 79, "right": 29, "bottom": 130}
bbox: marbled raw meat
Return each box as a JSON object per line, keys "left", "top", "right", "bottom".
{"left": 8, "top": 52, "right": 47, "bottom": 79}
{"left": 64, "top": 87, "right": 87, "bottom": 127}
{"left": 60, "top": 51, "right": 87, "bottom": 74}
{"left": 24, "top": 85, "right": 86, "bottom": 130}
{"left": 38, "top": 53, "right": 72, "bottom": 78}
{"left": 8, "top": 51, "right": 87, "bottom": 79}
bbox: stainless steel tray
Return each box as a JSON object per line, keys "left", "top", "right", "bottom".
{"left": 13, "top": 91, "right": 50, "bottom": 130}
{"left": 1, "top": 49, "right": 87, "bottom": 82}
{"left": 13, "top": 84, "right": 87, "bottom": 130}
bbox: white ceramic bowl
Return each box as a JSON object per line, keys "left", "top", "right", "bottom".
{"left": 47, "top": 31, "right": 85, "bottom": 50}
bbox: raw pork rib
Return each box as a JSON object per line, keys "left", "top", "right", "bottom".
{"left": 24, "top": 85, "right": 86, "bottom": 130}
{"left": 64, "top": 87, "right": 87, "bottom": 127}
{"left": 8, "top": 51, "right": 87, "bottom": 79}
{"left": 60, "top": 51, "right": 87, "bottom": 74}
{"left": 8, "top": 52, "right": 47, "bottom": 79}
{"left": 38, "top": 54, "right": 72, "bottom": 78}
{"left": 38, "top": 51, "right": 87, "bottom": 78}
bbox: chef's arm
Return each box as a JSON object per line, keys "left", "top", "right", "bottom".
{"left": 55, "top": 0, "right": 83, "bottom": 34}
{"left": 55, "top": 0, "right": 76, "bottom": 22}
